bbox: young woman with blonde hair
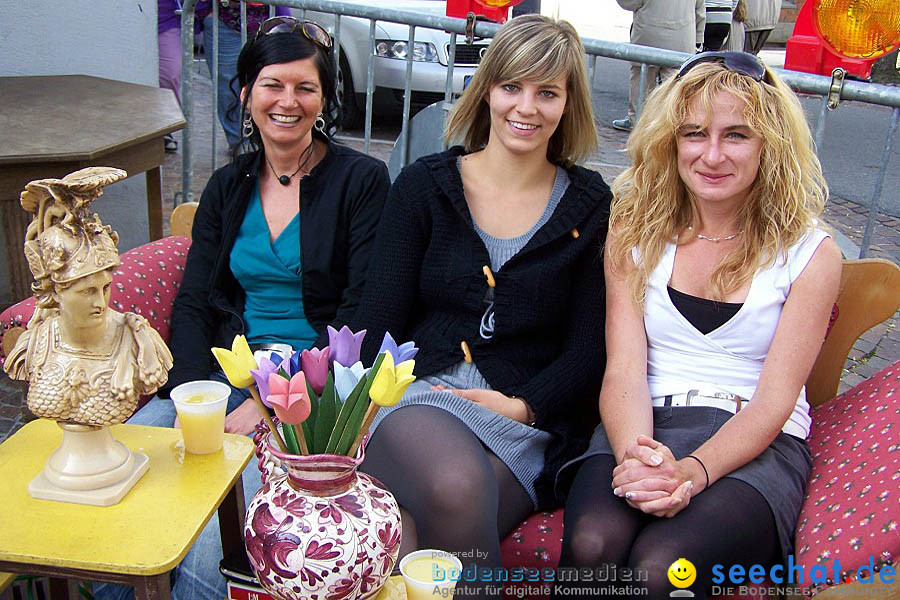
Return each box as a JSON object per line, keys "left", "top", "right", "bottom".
{"left": 352, "top": 14, "right": 611, "bottom": 598}
{"left": 556, "top": 52, "right": 842, "bottom": 599}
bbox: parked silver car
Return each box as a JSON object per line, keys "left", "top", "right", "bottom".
{"left": 297, "top": 1, "right": 487, "bottom": 128}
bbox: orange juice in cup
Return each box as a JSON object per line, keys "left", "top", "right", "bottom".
{"left": 400, "top": 550, "right": 463, "bottom": 599}
{"left": 171, "top": 381, "right": 230, "bottom": 454}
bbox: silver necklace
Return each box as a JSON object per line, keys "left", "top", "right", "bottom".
{"left": 688, "top": 226, "right": 743, "bottom": 243}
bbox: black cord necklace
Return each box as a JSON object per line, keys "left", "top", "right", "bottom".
{"left": 266, "top": 141, "right": 316, "bottom": 186}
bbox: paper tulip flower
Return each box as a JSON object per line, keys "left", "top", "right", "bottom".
{"left": 276, "top": 353, "right": 295, "bottom": 378}
{"left": 212, "top": 335, "right": 257, "bottom": 388}
{"left": 327, "top": 325, "right": 366, "bottom": 368}
{"left": 378, "top": 331, "right": 419, "bottom": 363}
{"left": 267, "top": 371, "right": 311, "bottom": 425}
{"left": 250, "top": 355, "right": 280, "bottom": 407}
{"left": 334, "top": 361, "right": 366, "bottom": 402}
{"left": 369, "top": 353, "right": 416, "bottom": 407}
{"left": 301, "top": 347, "right": 331, "bottom": 395}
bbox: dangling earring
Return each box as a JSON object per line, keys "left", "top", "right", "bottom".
{"left": 242, "top": 115, "right": 255, "bottom": 138}
{"left": 315, "top": 114, "right": 326, "bottom": 133}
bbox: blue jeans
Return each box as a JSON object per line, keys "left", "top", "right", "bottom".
{"left": 91, "top": 372, "right": 264, "bottom": 600}
{"left": 203, "top": 15, "right": 244, "bottom": 147}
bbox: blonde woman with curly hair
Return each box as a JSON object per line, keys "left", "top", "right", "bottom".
{"left": 555, "top": 52, "right": 841, "bottom": 599}
{"left": 352, "top": 14, "right": 611, "bottom": 598}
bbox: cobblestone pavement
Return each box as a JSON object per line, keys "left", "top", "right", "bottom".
{"left": 1, "top": 66, "right": 897, "bottom": 443}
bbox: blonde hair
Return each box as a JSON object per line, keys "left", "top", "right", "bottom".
{"left": 609, "top": 61, "right": 828, "bottom": 304}
{"left": 444, "top": 14, "right": 597, "bottom": 166}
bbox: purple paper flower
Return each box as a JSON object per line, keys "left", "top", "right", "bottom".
{"left": 327, "top": 325, "right": 366, "bottom": 368}
{"left": 250, "top": 355, "right": 280, "bottom": 407}
{"left": 378, "top": 331, "right": 419, "bottom": 363}
{"left": 301, "top": 347, "right": 331, "bottom": 395}
{"left": 271, "top": 353, "right": 294, "bottom": 378}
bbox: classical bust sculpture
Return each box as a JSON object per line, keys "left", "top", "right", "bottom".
{"left": 5, "top": 167, "right": 173, "bottom": 426}
{"left": 3, "top": 167, "right": 173, "bottom": 504}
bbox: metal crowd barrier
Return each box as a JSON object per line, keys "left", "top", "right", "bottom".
{"left": 178, "top": 0, "right": 900, "bottom": 257}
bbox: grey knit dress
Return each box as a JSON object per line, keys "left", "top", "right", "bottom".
{"left": 369, "top": 164, "right": 570, "bottom": 506}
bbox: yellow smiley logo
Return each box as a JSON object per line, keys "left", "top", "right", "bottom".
{"left": 668, "top": 558, "right": 697, "bottom": 588}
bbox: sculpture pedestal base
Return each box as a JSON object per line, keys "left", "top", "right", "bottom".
{"left": 28, "top": 422, "right": 149, "bottom": 506}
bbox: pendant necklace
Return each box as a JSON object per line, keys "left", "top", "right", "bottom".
{"left": 688, "top": 226, "right": 743, "bottom": 243}
{"left": 266, "top": 141, "right": 316, "bottom": 186}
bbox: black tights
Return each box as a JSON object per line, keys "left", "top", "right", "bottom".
{"left": 360, "top": 405, "right": 534, "bottom": 598}
{"left": 556, "top": 455, "right": 780, "bottom": 600}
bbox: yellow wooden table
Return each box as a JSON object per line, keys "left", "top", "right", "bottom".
{"left": 0, "top": 420, "right": 254, "bottom": 600}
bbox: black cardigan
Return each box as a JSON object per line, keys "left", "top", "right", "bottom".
{"left": 352, "top": 147, "right": 611, "bottom": 506}
{"left": 163, "top": 135, "right": 390, "bottom": 396}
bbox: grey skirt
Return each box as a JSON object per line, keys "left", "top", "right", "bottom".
{"left": 556, "top": 406, "right": 812, "bottom": 561}
{"left": 370, "top": 361, "right": 552, "bottom": 508}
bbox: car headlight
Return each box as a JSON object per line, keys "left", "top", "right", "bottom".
{"left": 374, "top": 40, "right": 439, "bottom": 62}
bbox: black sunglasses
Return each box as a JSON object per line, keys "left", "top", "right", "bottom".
{"left": 254, "top": 16, "right": 333, "bottom": 49}
{"left": 676, "top": 51, "right": 769, "bottom": 83}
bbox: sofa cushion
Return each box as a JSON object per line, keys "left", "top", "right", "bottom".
{"left": 501, "top": 509, "right": 563, "bottom": 570}
{"left": 794, "top": 360, "right": 899, "bottom": 596}
{"left": 500, "top": 510, "right": 561, "bottom": 599}
{"left": 1, "top": 236, "right": 191, "bottom": 366}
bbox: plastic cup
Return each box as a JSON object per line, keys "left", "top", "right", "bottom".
{"left": 400, "top": 549, "right": 463, "bottom": 600}
{"left": 171, "top": 380, "right": 230, "bottom": 454}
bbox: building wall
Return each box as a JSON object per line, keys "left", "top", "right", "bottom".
{"left": 0, "top": 0, "right": 160, "bottom": 305}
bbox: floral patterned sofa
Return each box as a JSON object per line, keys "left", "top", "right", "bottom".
{"left": 1, "top": 232, "right": 898, "bottom": 600}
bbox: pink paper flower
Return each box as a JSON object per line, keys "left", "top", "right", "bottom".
{"left": 301, "top": 347, "right": 331, "bottom": 395}
{"left": 267, "top": 371, "right": 311, "bottom": 425}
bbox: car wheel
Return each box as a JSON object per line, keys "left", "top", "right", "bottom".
{"left": 337, "top": 53, "right": 363, "bottom": 130}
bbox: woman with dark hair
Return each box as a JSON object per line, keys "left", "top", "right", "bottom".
{"left": 152, "top": 17, "right": 389, "bottom": 432}
{"left": 93, "top": 18, "right": 389, "bottom": 600}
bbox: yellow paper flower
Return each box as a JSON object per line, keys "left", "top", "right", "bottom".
{"left": 211, "top": 334, "right": 258, "bottom": 388}
{"left": 369, "top": 353, "right": 416, "bottom": 407}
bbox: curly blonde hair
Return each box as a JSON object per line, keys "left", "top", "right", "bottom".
{"left": 444, "top": 14, "right": 597, "bottom": 166}
{"left": 609, "top": 60, "right": 828, "bottom": 304}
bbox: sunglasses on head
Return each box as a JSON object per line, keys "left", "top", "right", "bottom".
{"left": 254, "top": 16, "right": 333, "bottom": 49}
{"left": 676, "top": 51, "right": 769, "bottom": 83}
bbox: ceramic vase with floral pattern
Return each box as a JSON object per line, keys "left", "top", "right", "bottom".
{"left": 245, "top": 425, "right": 401, "bottom": 600}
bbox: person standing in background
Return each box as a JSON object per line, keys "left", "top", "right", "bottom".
{"left": 612, "top": 0, "right": 705, "bottom": 132}
{"left": 743, "top": 0, "right": 783, "bottom": 55}
{"left": 703, "top": 0, "right": 734, "bottom": 50}
{"left": 202, "top": 1, "right": 292, "bottom": 152}
{"left": 727, "top": 0, "right": 746, "bottom": 51}
{"left": 158, "top": 0, "right": 188, "bottom": 152}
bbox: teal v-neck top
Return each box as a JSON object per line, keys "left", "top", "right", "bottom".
{"left": 229, "top": 184, "right": 318, "bottom": 350}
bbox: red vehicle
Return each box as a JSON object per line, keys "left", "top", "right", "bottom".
{"left": 785, "top": 0, "right": 900, "bottom": 79}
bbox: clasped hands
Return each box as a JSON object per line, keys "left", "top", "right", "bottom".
{"left": 612, "top": 435, "right": 701, "bottom": 518}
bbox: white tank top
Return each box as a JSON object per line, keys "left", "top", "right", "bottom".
{"left": 636, "top": 227, "right": 831, "bottom": 439}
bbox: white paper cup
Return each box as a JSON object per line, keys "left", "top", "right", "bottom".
{"left": 400, "top": 549, "right": 463, "bottom": 600}
{"left": 171, "top": 380, "right": 230, "bottom": 454}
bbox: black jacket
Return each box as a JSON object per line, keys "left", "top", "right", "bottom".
{"left": 163, "top": 135, "right": 390, "bottom": 396}
{"left": 352, "top": 147, "right": 611, "bottom": 506}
